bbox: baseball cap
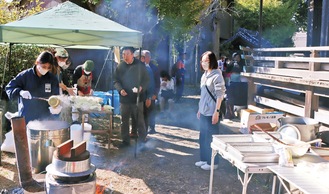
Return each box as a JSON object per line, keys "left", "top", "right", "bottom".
{"left": 83, "top": 60, "right": 94, "bottom": 72}
{"left": 134, "top": 50, "right": 145, "bottom": 58}
{"left": 55, "top": 47, "right": 69, "bottom": 58}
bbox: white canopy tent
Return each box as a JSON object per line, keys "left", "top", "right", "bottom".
{"left": 0, "top": 1, "right": 142, "bottom": 48}
{"left": 0, "top": 1, "right": 143, "bottom": 89}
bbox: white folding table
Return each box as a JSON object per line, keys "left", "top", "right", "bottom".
{"left": 268, "top": 165, "right": 329, "bottom": 194}
{"left": 209, "top": 141, "right": 277, "bottom": 194}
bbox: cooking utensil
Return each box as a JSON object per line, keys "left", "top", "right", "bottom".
{"left": 32, "top": 96, "right": 60, "bottom": 107}
{"left": 254, "top": 124, "right": 292, "bottom": 146}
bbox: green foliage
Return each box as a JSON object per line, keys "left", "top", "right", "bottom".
{"left": 0, "top": 0, "right": 44, "bottom": 24}
{"left": 0, "top": 0, "right": 45, "bottom": 88}
{"left": 149, "top": 0, "right": 210, "bottom": 42}
{"left": 234, "top": 0, "right": 306, "bottom": 47}
{"left": 0, "top": 45, "right": 43, "bottom": 87}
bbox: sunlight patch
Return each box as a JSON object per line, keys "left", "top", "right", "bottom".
{"left": 157, "top": 148, "right": 192, "bottom": 156}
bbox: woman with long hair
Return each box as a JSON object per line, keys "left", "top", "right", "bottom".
{"left": 195, "top": 51, "right": 226, "bottom": 170}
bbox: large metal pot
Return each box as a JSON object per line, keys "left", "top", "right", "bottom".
{"left": 278, "top": 117, "right": 320, "bottom": 142}
{"left": 27, "top": 120, "right": 70, "bottom": 173}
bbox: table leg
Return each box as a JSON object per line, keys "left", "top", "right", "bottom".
{"left": 277, "top": 176, "right": 292, "bottom": 194}
{"left": 241, "top": 171, "right": 248, "bottom": 194}
{"left": 271, "top": 175, "right": 276, "bottom": 194}
{"left": 209, "top": 148, "right": 217, "bottom": 194}
{"left": 108, "top": 113, "right": 112, "bottom": 150}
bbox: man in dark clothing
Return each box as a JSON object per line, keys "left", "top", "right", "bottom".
{"left": 6, "top": 51, "right": 60, "bottom": 124}
{"left": 113, "top": 47, "right": 150, "bottom": 148}
{"left": 143, "top": 50, "right": 160, "bottom": 134}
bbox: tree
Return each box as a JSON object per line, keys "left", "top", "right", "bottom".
{"left": 0, "top": 0, "right": 45, "bottom": 92}
{"left": 149, "top": 0, "right": 212, "bottom": 53}
{"left": 233, "top": 0, "right": 307, "bottom": 47}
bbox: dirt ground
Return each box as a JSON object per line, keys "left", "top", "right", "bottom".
{"left": 0, "top": 85, "right": 274, "bottom": 194}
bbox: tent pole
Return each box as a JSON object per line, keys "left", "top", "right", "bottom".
{"left": 134, "top": 47, "right": 143, "bottom": 158}
{"left": 95, "top": 48, "right": 112, "bottom": 90}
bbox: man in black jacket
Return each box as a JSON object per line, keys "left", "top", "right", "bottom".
{"left": 113, "top": 47, "right": 150, "bottom": 148}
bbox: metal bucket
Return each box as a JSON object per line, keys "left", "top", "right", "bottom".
{"left": 278, "top": 117, "right": 320, "bottom": 142}
{"left": 27, "top": 120, "right": 70, "bottom": 173}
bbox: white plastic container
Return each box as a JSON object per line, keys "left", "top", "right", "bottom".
{"left": 82, "top": 123, "right": 92, "bottom": 151}
{"left": 70, "top": 124, "right": 83, "bottom": 146}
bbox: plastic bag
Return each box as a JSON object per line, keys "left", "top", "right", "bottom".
{"left": 1, "top": 130, "right": 15, "bottom": 153}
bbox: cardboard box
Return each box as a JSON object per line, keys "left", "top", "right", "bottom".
{"left": 240, "top": 108, "right": 284, "bottom": 134}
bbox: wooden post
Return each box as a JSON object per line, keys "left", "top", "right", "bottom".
{"left": 247, "top": 77, "right": 256, "bottom": 105}
{"left": 309, "top": 50, "right": 320, "bottom": 71}
{"left": 304, "top": 86, "right": 317, "bottom": 118}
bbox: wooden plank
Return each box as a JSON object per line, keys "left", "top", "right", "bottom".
{"left": 264, "top": 89, "right": 305, "bottom": 106}
{"left": 242, "top": 72, "right": 329, "bottom": 87}
{"left": 71, "top": 141, "right": 86, "bottom": 158}
{"left": 56, "top": 139, "right": 73, "bottom": 158}
{"left": 255, "top": 95, "right": 329, "bottom": 125}
{"left": 253, "top": 46, "right": 329, "bottom": 52}
{"left": 254, "top": 95, "right": 305, "bottom": 116}
{"left": 253, "top": 56, "right": 329, "bottom": 63}
{"left": 247, "top": 105, "right": 274, "bottom": 114}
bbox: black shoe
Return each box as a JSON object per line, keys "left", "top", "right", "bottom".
{"left": 148, "top": 129, "right": 156, "bottom": 134}
{"left": 117, "top": 142, "right": 130, "bottom": 148}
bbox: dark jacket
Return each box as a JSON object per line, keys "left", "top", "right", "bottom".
{"left": 113, "top": 58, "right": 150, "bottom": 104}
{"left": 6, "top": 66, "right": 59, "bottom": 123}
{"left": 149, "top": 63, "right": 160, "bottom": 97}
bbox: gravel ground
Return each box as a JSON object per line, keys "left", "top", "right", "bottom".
{"left": 0, "top": 85, "right": 274, "bottom": 194}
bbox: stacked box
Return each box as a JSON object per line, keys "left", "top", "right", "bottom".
{"left": 240, "top": 109, "right": 284, "bottom": 134}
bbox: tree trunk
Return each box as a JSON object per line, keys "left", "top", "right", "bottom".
{"left": 212, "top": 12, "right": 221, "bottom": 59}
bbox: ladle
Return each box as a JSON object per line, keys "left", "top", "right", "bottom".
{"left": 32, "top": 96, "right": 60, "bottom": 108}
{"left": 254, "top": 124, "right": 291, "bottom": 145}
{"left": 254, "top": 124, "right": 322, "bottom": 146}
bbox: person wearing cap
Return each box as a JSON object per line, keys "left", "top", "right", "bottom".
{"left": 5, "top": 51, "right": 61, "bottom": 124}
{"left": 73, "top": 60, "right": 95, "bottom": 96}
{"left": 134, "top": 50, "right": 145, "bottom": 63}
{"left": 54, "top": 47, "right": 75, "bottom": 96}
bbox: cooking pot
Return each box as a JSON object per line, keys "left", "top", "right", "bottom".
{"left": 278, "top": 117, "right": 320, "bottom": 141}
{"left": 27, "top": 120, "right": 70, "bottom": 173}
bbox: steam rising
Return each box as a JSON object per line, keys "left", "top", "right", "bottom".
{"left": 27, "top": 120, "right": 69, "bottom": 130}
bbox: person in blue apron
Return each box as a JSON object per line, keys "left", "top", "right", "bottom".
{"left": 6, "top": 51, "right": 61, "bottom": 124}
{"left": 73, "top": 60, "right": 94, "bottom": 96}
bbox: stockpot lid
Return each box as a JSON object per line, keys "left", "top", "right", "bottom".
{"left": 277, "top": 124, "right": 301, "bottom": 140}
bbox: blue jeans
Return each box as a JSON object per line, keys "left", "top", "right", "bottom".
{"left": 199, "top": 114, "right": 220, "bottom": 165}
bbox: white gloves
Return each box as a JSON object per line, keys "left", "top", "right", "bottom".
{"left": 19, "top": 90, "right": 32, "bottom": 99}
{"left": 49, "top": 105, "right": 62, "bottom": 115}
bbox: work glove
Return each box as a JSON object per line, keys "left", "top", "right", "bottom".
{"left": 49, "top": 105, "right": 62, "bottom": 115}
{"left": 19, "top": 90, "right": 32, "bottom": 99}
